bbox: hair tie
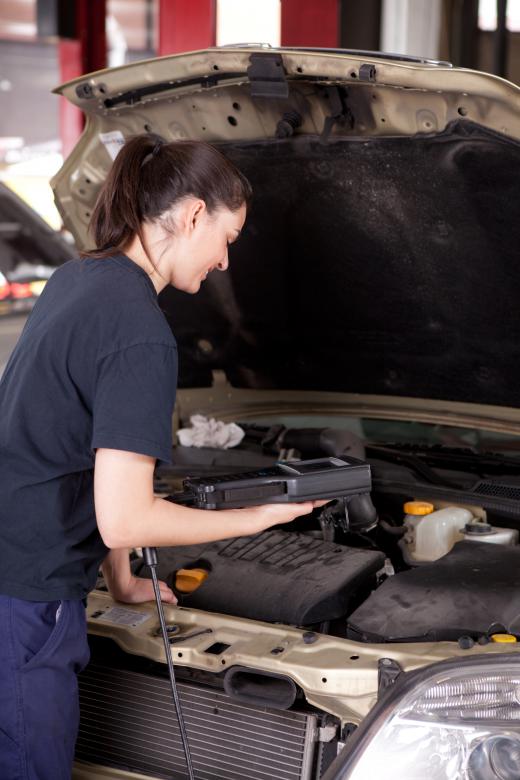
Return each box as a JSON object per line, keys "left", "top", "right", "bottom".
{"left": 141, "top": 141, "right": 164, "bottom": 168}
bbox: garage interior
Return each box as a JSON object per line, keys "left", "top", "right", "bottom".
{"left": 1, "top": 3, "right": 520, "bottom": 780}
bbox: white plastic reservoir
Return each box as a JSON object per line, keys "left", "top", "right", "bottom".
{"left": 463, "top": 523, "right": 518, "bottom": 546}
{"left": 403, "top": 501, "right": 519, "bottom": 562}
{"left": 403, "top": 502, "right": 473, "bottom": 562}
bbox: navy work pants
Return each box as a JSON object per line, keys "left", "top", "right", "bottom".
{"left": 0, "top": 596, "right": 90, "bottom": 779}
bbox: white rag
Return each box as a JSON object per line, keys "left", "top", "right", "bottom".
{"left": 176, "top": 414, "right": 245, "bottom": 449}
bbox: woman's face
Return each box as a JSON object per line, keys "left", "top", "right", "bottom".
{"left": 152, "top": 199, "right": 247, "bottom": 294}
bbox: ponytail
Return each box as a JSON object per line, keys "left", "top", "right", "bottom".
{"left": 85, "top": 134, "right": 252, "bottom": 261}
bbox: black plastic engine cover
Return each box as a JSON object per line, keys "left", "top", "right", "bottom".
{"left": 348, "top": 541, "right": 520, "bottom": 642}
{"left": 140, "top": 530, "right": 385, "bottom": 625}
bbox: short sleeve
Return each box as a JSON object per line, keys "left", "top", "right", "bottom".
{"left": 92, "top": 343, "right": 178, "bottom": 465}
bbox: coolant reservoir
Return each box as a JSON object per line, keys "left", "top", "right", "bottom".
{"left": 403, "top": 502, "right": 473, "bottom": 562}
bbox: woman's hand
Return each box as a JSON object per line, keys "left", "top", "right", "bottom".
{"left": 101, "top": 547, "right": 176, "bottom": 604}
{"left": 109, "top": 574, "right": 177, "bottom": 605}
{"left": 232, "top": 499, "right": 329, "bottom": 536}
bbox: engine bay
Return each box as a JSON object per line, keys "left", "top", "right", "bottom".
{"left": 135, "top": 421, "right": 520, "bottom": 648}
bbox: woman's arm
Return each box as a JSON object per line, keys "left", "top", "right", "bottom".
{"left": 94, "top": 448, "right": 319, "bottom": 549}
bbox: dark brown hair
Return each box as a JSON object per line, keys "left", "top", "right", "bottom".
{"left": 85, "top": 134, "right": 252, "bottom": 261}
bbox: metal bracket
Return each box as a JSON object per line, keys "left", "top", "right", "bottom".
{"left": 169, "top": 628, "right": 213, "bottom": 645}
{"left": 378, "top": 657, "right": 403, "bottom": 697}
{"left": 318, "top": 724, "right": 338, "bottom": 743}
{"left": 248, "top": 53, "right": 289, "bottom": 99}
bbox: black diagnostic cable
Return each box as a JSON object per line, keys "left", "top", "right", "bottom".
{"left": 142, "top": 546, "right": 196, "bottom": 780}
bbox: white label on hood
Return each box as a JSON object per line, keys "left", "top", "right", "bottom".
{"left": 99, "top": 130, "right": 125, "bottom": 161}
{"left": 94, "top": 606, "right": 151, "bottom": 627}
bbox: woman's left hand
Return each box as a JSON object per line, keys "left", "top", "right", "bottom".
{"left": 110, "top": 575, "right": 177, "bottom": 605}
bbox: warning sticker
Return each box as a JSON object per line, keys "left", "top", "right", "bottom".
{"left": 99, "top": 130, "right": 125, "bottom": 161}
{"left": 95, "top": 606, "right": 151, "bottom": 628}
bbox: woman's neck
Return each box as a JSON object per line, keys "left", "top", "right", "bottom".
{"left": 122, "top": 236, "right": 168, "bottom": 295}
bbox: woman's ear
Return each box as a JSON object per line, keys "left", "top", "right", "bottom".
{"left": 171, "top": 197, "right": 206, "bottom": 237}
{"left": 188, "top": 198, "right": 206, "bottom": 233}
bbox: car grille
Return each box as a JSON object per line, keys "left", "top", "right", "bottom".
{"left": 76, "top": 662, "right": 319, "bottom": 780}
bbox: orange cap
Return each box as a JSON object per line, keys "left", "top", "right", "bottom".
{"left": 491, "top": 634, "right": 517, "bottom": 643}
{"left": 404, "top": 501, "right": 435, "bottom": 516}
{"left": 175, "top": 568, "right": 209, "bottom": 594}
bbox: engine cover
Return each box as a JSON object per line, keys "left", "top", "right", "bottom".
{"left": 139, "top": 530, "right": 385, "bottom": 625}
{"left": 348, "top": 540, "right": 520, "bottom": 642}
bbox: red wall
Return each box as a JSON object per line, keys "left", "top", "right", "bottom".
{"left": 158, "top": 0, "right": 216, "bottom": 55}
{"left": 281, "top": 0, "right": 340, "bottom": 48}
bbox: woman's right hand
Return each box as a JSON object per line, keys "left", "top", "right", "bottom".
{"left": 231, "top": 500, "right": 328, "bottom": 535}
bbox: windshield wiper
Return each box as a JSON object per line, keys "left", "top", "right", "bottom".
{"left": 369, "top": 442, "right": 520, "bottom": 477}
{"left": 366, "top": 445, "right": 467, "bottom": 490}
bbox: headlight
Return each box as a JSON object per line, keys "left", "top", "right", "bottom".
{"left": 468, "top": 736, "right": 520, "bottom": 779}
{"left": 325, "top": 656, "right": 520, "bottom": 780}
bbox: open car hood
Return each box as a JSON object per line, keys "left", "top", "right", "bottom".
{"left": 51, "top": 47, "right": 520, "bottom": 413}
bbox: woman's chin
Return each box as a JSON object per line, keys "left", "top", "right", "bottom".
{"left": 171, "top": 277, "right": 201, "bottom": 294}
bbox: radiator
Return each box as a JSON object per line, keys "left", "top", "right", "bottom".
{"left": 76, "top": 662, "right": 319, "bottom": 780}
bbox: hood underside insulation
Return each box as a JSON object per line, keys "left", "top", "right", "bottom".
{"left": 158, "top": 121, "right": 520, "bottom": 407}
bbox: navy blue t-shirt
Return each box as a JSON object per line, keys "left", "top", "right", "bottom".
{"left": 0, "top": 254, "right": 178, "bottom": 601}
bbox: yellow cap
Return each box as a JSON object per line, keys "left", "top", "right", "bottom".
{"left": 491, "top": 633, "right": 517, "bottom": 643}
{"left": 175, "top": 568, "right": 209, "bottom": 594}
{"left": 404, "top": 501, "right": 435, "bottom": 516}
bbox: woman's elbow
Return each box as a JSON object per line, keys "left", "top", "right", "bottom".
{"left": 93, "top": 448, "right": 156, "bottom": 547}
{"left": 95, "top": 507, "right": 135, "bottom": 548}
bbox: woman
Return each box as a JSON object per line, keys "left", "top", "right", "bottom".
{"left": 0, "top": 135, "right": 319, "bottom": 779}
